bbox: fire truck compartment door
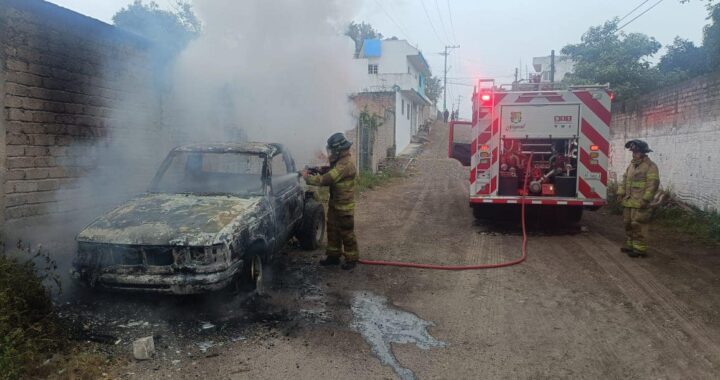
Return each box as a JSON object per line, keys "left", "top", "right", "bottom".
{"left": 500, "top": 104, "right": 580, "bottom": 139}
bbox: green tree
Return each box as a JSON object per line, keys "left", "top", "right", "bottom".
{"left": 561, "top": 19, "right": 662, "bottom": 102}
{"left": 702, "top": 4, "right": 720, "bottom": 68}
{"left": 345, "top": 21, "right": 383, "bottom": 57}
{"left": 424, "top": 75, "right": 443, "bottom": 105}
{"left": 113, "top": 0, "right": 200, "bottom": 59}
{"left": 658, "top": 37, "right": 708, "bottom": 79}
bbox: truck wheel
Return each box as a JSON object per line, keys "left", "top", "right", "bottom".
{"left": 238, "top": 252, "right": 264, "bottom": 294}
{"left": 472, "top": 204, "right": 499, "bottom": 220}
{"left": 297, "top": 200, "right": 325, "bottom": 250}
{"left": 563, "top": 206, "right": 583, "bottom": 224}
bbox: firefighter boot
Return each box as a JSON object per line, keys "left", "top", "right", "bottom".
{"left": 319, "top": 256, "right": 341, "bottom": 266}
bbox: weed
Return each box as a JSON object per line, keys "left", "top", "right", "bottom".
{"left": 356, "top": 169, "right": 402, "bottom": 193}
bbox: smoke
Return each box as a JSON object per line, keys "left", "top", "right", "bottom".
{"left": 4, "top": 1, "right": 363, "bottom": 295}
{"left": 166, "top": 0, "right": 362, "bottom": 163}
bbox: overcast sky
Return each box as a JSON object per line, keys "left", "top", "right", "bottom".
{"left": 48, "top": 0, "right": 711, "bottom": 115}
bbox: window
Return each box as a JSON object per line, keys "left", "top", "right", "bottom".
{"left": 271, "top": 154, "right": 295, "bottom": 193}
{"left": 401, "top": 99, "right": 404, "bottom": 114}
{"left": 151, "top": 152, "right": 264, "bottom": 196}
{"left": 368, "top": 64, "right": 378, "bottom": 74}
{"left": 407, "top": 103, "right": 411, "bottom": 120}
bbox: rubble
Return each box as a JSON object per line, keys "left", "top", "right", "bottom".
{"left": 133, "top": 336, "right": 155, "bottom": 360}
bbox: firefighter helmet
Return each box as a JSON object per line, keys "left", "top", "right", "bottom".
{"left": 624, "top": 139, "right": 652, "bottom": 154}
{"left": 327, "top": 132, "right": 352, "bottom": 152}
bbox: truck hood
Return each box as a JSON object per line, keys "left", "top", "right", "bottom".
{"left": 77, "top": 193, "right": 264, "bottom": 246}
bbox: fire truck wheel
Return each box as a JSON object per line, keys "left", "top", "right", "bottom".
{"left": 565, "top": 206, "right": 583, "bottom": 223}
{"left": 472, "top": 204, "right": 498, "bottom": 220}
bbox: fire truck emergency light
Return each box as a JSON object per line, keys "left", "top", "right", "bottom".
{"left": 480, "top": 94, "right": 491, "bottom": 102}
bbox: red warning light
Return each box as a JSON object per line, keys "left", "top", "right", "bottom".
{"left": 608, "top": 91, "right": 615, "bottom": 101}
{"left": 480, "top": 94, "right": 491, "bottom": 102}
{"left": 590, "top": 145, "right": 600, "bottom": 151}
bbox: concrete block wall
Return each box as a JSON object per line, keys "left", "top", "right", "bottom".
{"left": 610, "top": 73, "right": 720, "bottom": 212}
{"left": 0, "top": 0, "right": 164, "bottom": 237}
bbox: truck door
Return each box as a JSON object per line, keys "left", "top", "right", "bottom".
{"left": 270, "top": 153, "right": 302, "bottom": 243}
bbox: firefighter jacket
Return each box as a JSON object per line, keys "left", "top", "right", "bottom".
{"left": 617, "top": 156, "right": 660, "bottom": 208}
{"left": 305, "top": 151, "right": 357, "bottom": 214}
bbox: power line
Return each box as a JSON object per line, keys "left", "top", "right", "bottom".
{"left": 446, "top": 0, "right": 458, "bottom": 43}
{"left": 420, "top": 0, "right": 445, "bottom": 45}
{"left": 617, "top": 0, "right": 665, "bottom": 31}
{"left": 373, "top": 0, "right": 412, "bottom": 41}
{"left": 618, "top": 0, "right": 652, "bottom": 23}
{"left": 434, "top": 0, "right": 451, "bottom": 43}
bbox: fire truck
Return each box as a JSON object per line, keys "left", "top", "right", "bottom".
{"left": 448, "top": 80, "right": 612, "bottom": 222}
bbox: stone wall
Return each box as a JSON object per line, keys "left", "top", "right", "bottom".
{"left": 610, "top": 73, "right": 720, "bottom": 212}
{"left": 0, "top": 0, "right": 165, "bottom": 241}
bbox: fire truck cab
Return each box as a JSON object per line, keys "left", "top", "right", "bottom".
{"left": 449, "top": 80, "right": 612, "bottom": 222}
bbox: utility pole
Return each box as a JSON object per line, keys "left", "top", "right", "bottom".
{"left": 441, "top": 45, "right": 460, "bottom": 114}
{"left": 550, "top": 49, "right": 556, "bottom": 84}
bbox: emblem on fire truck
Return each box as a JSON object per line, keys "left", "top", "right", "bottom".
{"left": 509, "top": 111, "right": 525, "bottom": 129}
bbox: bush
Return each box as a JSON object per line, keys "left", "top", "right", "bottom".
{"left": 0, "top": 247, "right": 62, "bottom": 380}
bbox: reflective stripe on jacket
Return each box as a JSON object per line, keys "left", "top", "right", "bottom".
{"left": 617, "top": 156, "right": 660, "bottom": 208}
{"left": 305, "top": 151, "right": 356, "bottom": 213}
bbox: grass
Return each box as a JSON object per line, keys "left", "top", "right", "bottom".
{"left": 607, "top": 182, "right": 720, "bottom": 244}
{"left": 356, "top": 169, "right": 403, "bottom": 193}
{"left": 653, "top": 205, "right": 720, "bottom": 244}
{"left": 0, "top": 243, "right": 110, "bottom": 380}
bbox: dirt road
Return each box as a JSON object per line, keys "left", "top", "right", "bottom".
{"left": 110, "top": 122, "right": 720, "bottom": 379}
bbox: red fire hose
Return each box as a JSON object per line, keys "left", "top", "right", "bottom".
{"left": 358, "top": 154, "right": 533, "bottom": 271}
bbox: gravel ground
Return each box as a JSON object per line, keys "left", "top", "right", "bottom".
{"left": 80, "top": 121, "right": 720, "bottom": 379}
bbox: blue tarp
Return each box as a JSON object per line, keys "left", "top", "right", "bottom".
{"left": 363, "top": 39, "right": 381, "bottom": 57}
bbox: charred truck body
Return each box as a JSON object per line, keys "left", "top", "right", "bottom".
{"left": 449, "top": 80, "right": 612, "bottom": 222}
{"left": 72, "top": 143, "right": 325, "bottom": 294}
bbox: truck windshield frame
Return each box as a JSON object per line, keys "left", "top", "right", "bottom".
{"left": 148, "top": 151, "right": 267, "bottom": 196}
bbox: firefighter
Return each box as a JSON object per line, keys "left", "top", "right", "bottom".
{"left": 302, "top": 133, "right": 359, "bottom": 270}
{"left": 616, "top": 139, "right": 660, "bottom": 257}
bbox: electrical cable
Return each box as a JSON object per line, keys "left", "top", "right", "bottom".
{"left": 359, "top": 153, "right": 532, "bottom": 270}
{"left": 420, "top": 0, "right": 446, "bottom": 45}
{"left": 618, "top": 0, "right": 652, "bottom": 23}
{"left": 434, "top": 0, "right": 451, "bottom": 43}
{"left": 446, "top": 0, "right": 458, "bottom": 43}
{"left": 617, "top": 0, "right": 665, "bottom": 31}
{"left": 373, "top": 0, "right": 412, "bottom": 41}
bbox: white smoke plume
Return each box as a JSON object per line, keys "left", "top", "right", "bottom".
{"left": 167, "top": 0, "right": 362, "bottom": 163}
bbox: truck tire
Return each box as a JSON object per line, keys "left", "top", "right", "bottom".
{"left": 562, "top": 206, "right": 583, "bottom": 224}
{"left": 297, "top": 200, "right": 325, "bottom": 250}
{"left": 239, "top": 250, "right": 264, "bottom": 294}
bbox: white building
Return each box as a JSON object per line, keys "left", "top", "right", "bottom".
{"left": 354, "top": 39, "right": 433, "bottom": 154}
{"left": 532, "top": 55, "right": 575, "bottom": 83}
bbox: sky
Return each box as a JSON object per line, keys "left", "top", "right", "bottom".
{"left": 47, "top": 0, "right": 711, "bottom": 117}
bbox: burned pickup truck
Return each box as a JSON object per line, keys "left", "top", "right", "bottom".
{"left": 72, "top": 143, "right": 325, "bottom": 294}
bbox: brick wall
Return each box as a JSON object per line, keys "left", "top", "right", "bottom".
{"left": 0, "top": 0, "right": 165, "bottom": 240}
{"left": 351, "top": 92, "right": 396, "bottom": 172}
{"left": 610, "top": 73, "right": 720, "bottom": 212}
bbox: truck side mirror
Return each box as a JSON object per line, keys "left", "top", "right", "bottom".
{"left": 448, "top": 121, "right": 472, "bottom": 166}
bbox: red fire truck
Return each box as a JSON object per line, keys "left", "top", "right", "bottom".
{"left": 449, "top": 80, "right": 612, "bottom": 222}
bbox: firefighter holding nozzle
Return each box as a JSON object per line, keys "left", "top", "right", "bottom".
{"left": 301, "top": 133, "right": 359, "bottom": 270}
{"left": 616, "top": 139, "right": 660, "bottom": 257}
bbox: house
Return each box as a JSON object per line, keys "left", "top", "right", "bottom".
{"left": 532, "top": 55, "right": 575, "bottom": 83}
{"left": 350, "top": 39, "right": 434, "bottom": 172}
